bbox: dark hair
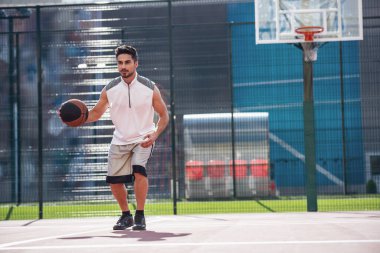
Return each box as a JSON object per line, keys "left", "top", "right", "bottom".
{"left": 115, "top": 45, "right": 138, "bottom": 61}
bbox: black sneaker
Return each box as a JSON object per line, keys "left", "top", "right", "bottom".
{"left": 132, "top": 214, "right": 146, "bottom": 231}
{"left": 113, "top": 214, "right": 134, "bottom": 230}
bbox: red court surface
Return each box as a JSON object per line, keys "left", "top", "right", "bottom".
{"left": 1, "top": 212, "right": 379, "bottom": 253}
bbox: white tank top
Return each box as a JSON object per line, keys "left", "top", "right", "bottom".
{"left": 106, "top": 74, "right": 156, "bottom": 145}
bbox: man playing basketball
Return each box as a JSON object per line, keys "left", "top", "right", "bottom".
{"left": 85, "top": 45, "right": 169, "bottom": 230}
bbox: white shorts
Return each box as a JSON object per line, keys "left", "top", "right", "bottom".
{"left": 106, "top": 143, "right": 154, "bottom": 184}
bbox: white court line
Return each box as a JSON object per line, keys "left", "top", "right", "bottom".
{"left": 0, "top": 239, "right": 379, "bottom": 250}
{"left": 0, "top": 218, "right": 166, "bottom": 249}
{"left": 0, "top": 225, "right": 108, "bottom": 229}
{"left": 234, "top": 74, "right": 360, "bottom": 87}
{"left": 0, "top": 227, "right": 110, "bottom": 249}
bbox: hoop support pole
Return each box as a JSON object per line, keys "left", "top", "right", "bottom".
{"left": 303, "top": 54, "right": 318, "bottom": 212}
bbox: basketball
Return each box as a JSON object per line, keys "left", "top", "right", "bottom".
{"left": 59, "top": 99, "right": 88, "bottom": 127}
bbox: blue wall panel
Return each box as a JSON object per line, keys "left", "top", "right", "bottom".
{"left": 227, "top": 2, "right": 364, "bottom": 191}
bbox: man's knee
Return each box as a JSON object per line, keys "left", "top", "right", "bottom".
{"left": 110, "top": 183, "right": 124, "bottom": 189}
{"left": 132, "top": 165, "right": 147, "bottom": 178}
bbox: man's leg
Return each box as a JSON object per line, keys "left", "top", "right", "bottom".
{"left": 110, "top": 183, "right": 133, "bottom": 230}
{"left": 134, "top": 173, "right": 148, "bottom": 210}
{"left": 131, "top": 144, "right": 153, "bottom": 231}
{"left": 132, "top": 172, "right": 148, "bottom": 230}
{"left": 110, "top": 183, "right": 129, "bottom": 211}
{"left": 107, "top": 144, "right": 134, "bottom": 230}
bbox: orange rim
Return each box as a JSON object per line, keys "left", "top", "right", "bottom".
{"left": 295, "top": 26, "right": 324, "bottom": 41}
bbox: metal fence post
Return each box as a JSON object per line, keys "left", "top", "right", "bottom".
{"left": 36, "top": 6, "right": 44, "bottom": 219}
{"left": 339, "top": 41, "right": 348, "bottom": 195}
{"left": 168, "top": 0, "right": 177, "bottom": 215}
{"left": 228, "top": 22, "right": 237, "bottom": 198}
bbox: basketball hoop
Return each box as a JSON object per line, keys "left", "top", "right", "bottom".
{"left": 295, "top": 26, "right": 324, "bottom": 42}
{"left": 295, "top": 27, "right": 324, "bottom": 62}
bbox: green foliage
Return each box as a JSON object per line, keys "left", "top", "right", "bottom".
{"left": 366, "top": 179, "right": 378, "bottom": 194}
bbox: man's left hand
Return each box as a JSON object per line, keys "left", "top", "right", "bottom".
{"left": 141, "top": 133, "right": 157, "bottom": 148}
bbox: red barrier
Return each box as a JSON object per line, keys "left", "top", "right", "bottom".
{"left": 229, "top": 160, "right": 248, "bottom": 178}
{"left": 185, "top": 160, "right": 204, "bottom": 180}
{"left": 250, "top": 159, "right": 268, "bottom": 177}
{"left": 207, "top": 160, "right": 225, "bottom": 178}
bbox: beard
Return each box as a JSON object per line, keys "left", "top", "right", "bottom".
{"left": 120, "top": 70, "right": 135, "bottom": 79}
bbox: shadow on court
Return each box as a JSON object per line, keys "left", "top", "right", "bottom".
{"left": 60, "top": 230, "right": 191, "bottom": 242}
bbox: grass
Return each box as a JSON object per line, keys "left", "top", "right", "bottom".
{"left": 1, "top": 195, "right": 379, "bottom": 220}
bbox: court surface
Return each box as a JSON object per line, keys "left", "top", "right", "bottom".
{"left": 1, "top": 211, "right": 379, "bottom": 253}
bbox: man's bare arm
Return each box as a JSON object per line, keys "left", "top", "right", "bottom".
{"left": 86, "top": 87, "right": 109, "bottom": 123}
{"left": 141, "top": 85, "right": 169, "bottom": 148}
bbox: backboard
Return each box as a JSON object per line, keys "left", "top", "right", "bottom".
{"left": 255, "top": 0, "right": 363, "bottom": 44}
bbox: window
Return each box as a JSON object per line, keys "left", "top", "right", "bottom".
{"left": 370, "top": 155, "right": 380, "bottom": 176}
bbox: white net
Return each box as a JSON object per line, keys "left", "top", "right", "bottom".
{"left": 301, "top": 42, "right": 320, "bottom": 62}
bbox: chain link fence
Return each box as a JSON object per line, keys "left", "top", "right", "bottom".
{"left": 0, "top": 0, "right": 379, "bottom": 219}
